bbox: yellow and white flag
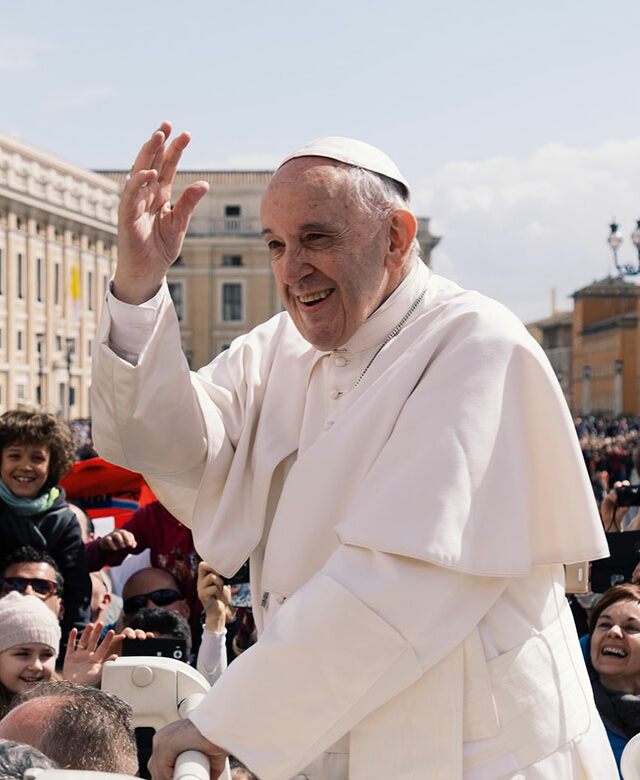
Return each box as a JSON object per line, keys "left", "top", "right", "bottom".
{"left": 70, "top": 263, "right": 81, "bottom": 324}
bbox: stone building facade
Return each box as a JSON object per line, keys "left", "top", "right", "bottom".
{"left": 0, "top": 133, "right": 119, "bottom": 418}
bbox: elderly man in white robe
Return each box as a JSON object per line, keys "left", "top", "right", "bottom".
{"left": 91, "top": 122, "right": 618, "bottom": 780}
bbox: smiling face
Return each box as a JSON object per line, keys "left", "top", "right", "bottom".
{"left": 591, "top": 598, "right": 640, "bottom": 693}
{"left": 0, "top": 442, "right": 50, "bottom": 499}
{"left": 261, "top": 158, "right": 412, "bottom": 350}
{"left": 0, "top": 643, "right": 56, "bottom": 695}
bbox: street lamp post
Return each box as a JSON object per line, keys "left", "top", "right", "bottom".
{"left": 65, "top": 337, "right": 75, "bottom": 420}
{"left": 36, "top": 333, "right": 45, "bottom": 408}
{"left": 608, "top": 220, "right": 640, "bottom": 276}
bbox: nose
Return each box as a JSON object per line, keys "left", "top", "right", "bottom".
{"left": 23, "top": 583, "right": 35, "bottom": 596}
{"left": 27, "top": 656, "right": 43, "bottom": 671}
{"left": 607, "top": 624, "right": 624, "bottom": 638}
{"left": 279, "top": 246, "right": 313, "bottom": 287}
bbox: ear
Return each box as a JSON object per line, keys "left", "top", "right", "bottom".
{"left": 179, "top": 600, "right": 191, "bottom": 620}
{"left": 385, "top": 209, "right": 417, "bottom": 271}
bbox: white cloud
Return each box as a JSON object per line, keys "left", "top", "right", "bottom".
{"left": 47, "top": 86, "right": 117, "bottom": 109}
{"left": 0, "top": 34, "right": 52, "bottom": 70}
{"left": 413, "top": 139, "right": 640, "bottom": 323}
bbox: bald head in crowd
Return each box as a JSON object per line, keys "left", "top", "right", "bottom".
{"left": 0, "top": 680, "right": 137, "bottom": 775}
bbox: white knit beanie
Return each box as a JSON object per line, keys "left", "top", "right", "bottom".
{"left": 0, "top": 591, "right": 61, "bottom": 655}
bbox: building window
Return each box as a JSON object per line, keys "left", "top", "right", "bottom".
{"left": 222, "top": 283, "right": 242, "bottom": 321}
{"left": 16, "top": 383, "right": 26, "bottom": 401}
{"left": 224, "top": 205, "right": 241, "bottom": 232}
{"left": 168, "top": 282, "right": 184, "bottom": 321}
{"left": 36, "top": 258, "right": 43, "bottom": 302}
{"left": 222, "top": 255, "right": 243, "bottom": 267}
{"left": 87, "top": 339, "right": 92, "bottom": 358}
{"left": 102, "top": 275, "right": 108, "bottom": 299}
{"left": 54, "top": 263, "right": 60, "bottom": 305}
{"left": 87, "top": 270, "right": 94, "bottom": 312}
{"left": 17, "top": 253, "right": 24, "bottom": 299}
{"left": 55, "top": 335, "right": 62, "bottom": 351}
{"left": 17, "top": 330, "right": 24, "bottom": 351}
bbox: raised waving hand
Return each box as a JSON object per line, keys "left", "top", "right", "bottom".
{"left": 114, "top": 121, "right": 209, "bottom": 304}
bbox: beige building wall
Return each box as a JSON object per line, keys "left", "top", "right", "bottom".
{"left": 0, "top": 133, "right": 119, "bottom": 419}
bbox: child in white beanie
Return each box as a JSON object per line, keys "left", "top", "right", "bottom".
{"left": 0, "top": 591, "right": 61, "bottom": 715}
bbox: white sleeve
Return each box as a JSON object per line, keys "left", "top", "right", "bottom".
{"left": 105, "top": 283, "right": 166, "bottom": 365}
{"left": 188, "top": 546, "right": 507, "bottom": 780}
{"left": 196, "top": 628, "right": 228, "bottom": 686}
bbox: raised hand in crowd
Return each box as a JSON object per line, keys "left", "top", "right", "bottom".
{"left": 197, "top": 562, "right": 231, "bottom": 634}
{"left": 109, "top": 626, "right": 155, "bottom": 657}
{"left": 599, "top": 481, "right": 635, "bottom": 531}
{"left": 63, "top": 623, "right": 117, "bottom": 686}
{"left": 115, "top": 121, "right": 209, "bottom": 304}
{"left": 97, "top": 528, "right": 138, "bottom": 555}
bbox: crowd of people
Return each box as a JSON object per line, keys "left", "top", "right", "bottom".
{"left": 0, "top": 409, "right": 257, "bottom": 779}
{"left": 0, "top": 407, "right": 639, "bottom": 777}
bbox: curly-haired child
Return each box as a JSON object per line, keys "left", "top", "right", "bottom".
{"left": 0, "top": 410, "right": 90, "bottom": 636}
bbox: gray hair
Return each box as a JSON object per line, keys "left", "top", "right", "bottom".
{"left": 9, "top": 680, "right": 137, "bottom": 775}
{"left": 0, "top": 739, "right": 57, "bottom": 780}
{"left": 344, "top": 166, "right": 421, "bottom": 263}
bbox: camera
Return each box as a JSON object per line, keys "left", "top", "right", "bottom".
{"left": 616, "top": 484, "right": 640, "bottom": 506}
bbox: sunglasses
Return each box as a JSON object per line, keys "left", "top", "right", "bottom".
{"left": 2, "top": 576, "right": 58, "bottom": 597}
{"left": 123, "top": 588, "right": 183, "bottom": 615}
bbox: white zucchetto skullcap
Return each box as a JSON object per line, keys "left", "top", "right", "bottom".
{"left": 277, "top": 136, "right": 410, "bottom": 198}
{"left": 0, "top": 591, "right": 60, "bottom": 656}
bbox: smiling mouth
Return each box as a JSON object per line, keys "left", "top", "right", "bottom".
{"left": 298, "top": 289, "right": 334, "bottom": 306}
{"left": 602, "top": 646, "right": 628, "bottom": 657}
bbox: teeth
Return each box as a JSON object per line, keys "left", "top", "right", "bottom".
{"left": 299, "top": 290, "right": 331, "bottom": 304}
{"left": 602, "top": 647, "right": 627, "bottom": 657}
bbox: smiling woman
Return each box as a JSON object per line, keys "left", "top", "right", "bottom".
{"left": 582, "top": 583, "right": 640, "bottom": 775}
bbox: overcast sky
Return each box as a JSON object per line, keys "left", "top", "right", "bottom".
{"left": 3, "top": 0, "right": 640, "bottom": 322}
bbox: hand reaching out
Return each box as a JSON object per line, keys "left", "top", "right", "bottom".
{"left": 63, "top": 623, "right": 117, "bottom": 687}
{"left": 114, "top": 121, "right": 209, "bottom": 304}
{"left": 97, "top": 528, "right": 138, "bottom": 554}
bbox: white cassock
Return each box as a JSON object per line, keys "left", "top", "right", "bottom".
{"left": 91, "top": 260, "right": 618, "bottom": 779}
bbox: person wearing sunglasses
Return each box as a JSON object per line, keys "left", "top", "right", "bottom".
{"left": 119, "top": 567, "right": 190, "bottom": 629}
{"left": 0, "top": 546, "right": 64, "bottom": 623}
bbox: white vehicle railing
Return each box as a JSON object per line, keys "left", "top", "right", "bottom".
{"left": 24, "top": 656, "right": 231, "bottom": 780}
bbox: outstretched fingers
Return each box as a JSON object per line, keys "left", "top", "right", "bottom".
{"left": 130, "top": 122, "right": 172, "bottom": 176}
{"left": 157, "top": 131, "right": 192, "bottom": 188}
{"left": 171, "top": 181, "right": 210, "bottom": 230}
